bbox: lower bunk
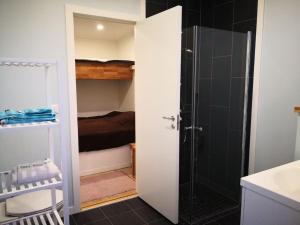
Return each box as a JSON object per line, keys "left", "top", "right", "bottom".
{"left": 77, "top": 111, "right": 136, "bottom": 208}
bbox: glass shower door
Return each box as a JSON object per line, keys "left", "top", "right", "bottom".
{"left": 179, "top": 26, "right": 197, "bottom": 224}
{"left": 179, "top": 26, "right": 251, "bottom": 225}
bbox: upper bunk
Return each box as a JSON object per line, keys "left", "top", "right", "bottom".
{"left": 75, "top": 59, "right": 135, "bottom": 80}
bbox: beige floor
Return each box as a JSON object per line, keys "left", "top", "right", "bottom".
{"left": 80, "top": 167, "right": 136, "bottom": 209}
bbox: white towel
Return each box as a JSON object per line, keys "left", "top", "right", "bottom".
{"left": 11, "top": 159, "right": 60, "bottom": 185}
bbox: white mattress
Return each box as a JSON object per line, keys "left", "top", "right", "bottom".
{"left": 79, "top": 144, "right": 131, "bottom": 176}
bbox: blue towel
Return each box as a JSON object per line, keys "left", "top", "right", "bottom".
{"left": 24, "top": 108, "right": 53, "bottom": 115}
{"left": 0, "top": 107, "right": 56, "bottom": 125}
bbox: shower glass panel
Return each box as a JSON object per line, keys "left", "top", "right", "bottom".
{"left": 179, "top": 26, "right": 251, "bottom": 225}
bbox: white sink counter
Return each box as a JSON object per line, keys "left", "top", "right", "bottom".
{"left": 241, "top": 160, "right": 300, "bottom": 211}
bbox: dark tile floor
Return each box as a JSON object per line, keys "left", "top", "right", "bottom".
{"left": 71, "top": 197, "right": 240, "bottom": 225}
{"left": 179, "top": 183, "right": 240, "bottom": 225}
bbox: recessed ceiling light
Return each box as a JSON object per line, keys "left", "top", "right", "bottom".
{"left": 96, "top": 24, "right": 104, "bottom": 31}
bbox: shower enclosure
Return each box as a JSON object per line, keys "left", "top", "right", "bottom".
{"left": 179, "top": 26, "right": 251, "bottom": 225}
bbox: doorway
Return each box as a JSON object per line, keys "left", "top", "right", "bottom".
{"left": 66, "top": 5, "right": 182, "bottom": 224}
{"left": 74, "top": 16, "right": 137, "bottom": 209}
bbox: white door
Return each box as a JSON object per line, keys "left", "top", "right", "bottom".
{"left": 135, "top": 6, "right": 182, "bottom": 224}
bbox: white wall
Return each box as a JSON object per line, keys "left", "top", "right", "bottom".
{"left": 76, "top": 79, "right": 135, "bottom": 114}
{"left": 117, "top": 34, "right": 135, "bottom": 60}
{"left": 75, "top": 30, "right": 135, "bottom": 113}
{"left": 75, "top": 38, "right": 118, "bottom": 60}
{"left": 118, "top": 34, "right": 135, "bottom": 111}
{"left": 76, "top": 80, "right": 120, "bottom": 115}
{"left": 0, "top": 0, "right": 143, "bottom": 208}
{"left": 294, "top": 116, "right": 300, "bottom": 160}
{"left": 250, "top": 0, "right": 300, "bottom": 172}
{"left": 119, "top": 80, "right": 135, "bottom": 111}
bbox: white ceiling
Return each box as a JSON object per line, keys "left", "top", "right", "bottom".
{"left": 74, "top": 16, "right": 134, "bottom": 41}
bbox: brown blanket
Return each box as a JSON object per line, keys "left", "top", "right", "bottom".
{"left": 78, "top": 111, "right": 135, "bottom": 152}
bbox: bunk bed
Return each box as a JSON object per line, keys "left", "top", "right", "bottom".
{"left": 76, "top": 59, "right": 135, "bottom": 176}
{"left": 78, "top": 111, "right": 135, "bottom": 152}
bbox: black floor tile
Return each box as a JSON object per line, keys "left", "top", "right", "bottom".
{"left": 71, "top": 197, "right": 240, "bottom": 225}
{"left": 108, "top": 210, "right": 146, "bottom": 225}
{"left": 88, "top": 219, "right": 113, "bottom": 225}
{"left": 149, "top": 218, "right": 174, "bottom": 225}
{"left": 73, "top": 208, "right": 105, "bottom": 225}
{"left": 69, "top": 216, "right": 77, "bottom": 225}
{"left": 101, "top": 201, "right": 131, "bottom": 217}
{"left": 126, "top": 197, "right": 147, "bottom": 210}
{"left": 213, "top": 212, "right": 240, "bottom": 225}
{"left": 135, "top": 205, "right": 164, "bottom": 223}
{"left": 203, "top": 221, "right": 220, "bottom": 225}
{"left": 179, "top": 183, "right": 239, "bottom": 225}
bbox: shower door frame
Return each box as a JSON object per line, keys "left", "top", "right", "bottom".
{"left": 180, "top": 26, "right": 253, "bottom": 225}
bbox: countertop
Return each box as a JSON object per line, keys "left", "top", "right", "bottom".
{"left": 241, "top": 160, "right": 300, "bottom": 211}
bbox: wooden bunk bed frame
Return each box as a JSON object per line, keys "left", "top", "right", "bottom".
{"left": 76, "top": 59, "right": 134, "bottom": 80}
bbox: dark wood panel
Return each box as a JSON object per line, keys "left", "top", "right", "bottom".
{"left": 76, "top": 60, "right": 134, "bottom": 80}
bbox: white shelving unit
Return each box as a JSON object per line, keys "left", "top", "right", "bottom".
{"left": 0, "top": 120, "right": 60, "bottom": 131}
{"left": 0, "top": 58, "right": 69, "bottom": 225}
{"left": 3, "top": 210, "right": 64, "bottom": 225}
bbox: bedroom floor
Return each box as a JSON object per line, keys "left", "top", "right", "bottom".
{"left": 80, "top": 167, "right": 136, "bottom": 209}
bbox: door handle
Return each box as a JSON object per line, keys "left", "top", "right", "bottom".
{"left": 162, "top": 116, "right": 175, "bottom": 121}
{"left": 183, "top": 126, "right": 204, "bottom": 143}
{"left": 184, "top": 126, "right": 203, "bottom": 132}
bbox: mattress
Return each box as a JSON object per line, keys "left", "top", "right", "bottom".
{"left": 78, "top": 111, "right": 135, "bottom": 152}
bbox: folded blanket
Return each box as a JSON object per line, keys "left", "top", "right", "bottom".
{"left": 11, "top": 159, "right": 60, "bottom": 185}
{"left": 0, "top": 107, "right": 56, "bottom": 125}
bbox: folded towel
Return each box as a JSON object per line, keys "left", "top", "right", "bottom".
{"left": 1, "top": 116, "right": 56, "bottom": 125}
{"left": 11, "top": 159, "right": 60, "bottom": 185}
{"left": 0, "top": 107, "right": 56, "bottom": 125}
{"left": 24, "top": 108, "right": 53, "bottom": 115}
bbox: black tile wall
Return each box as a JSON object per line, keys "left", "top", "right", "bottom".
{"left": 201, "top": 1, "right": 214, "bottom": 28}
{"left": 195, "top": 124, "right": 210, "bottom": 179}
{"left": 146, "top": 2, "right": 167, "bottom": 18}
{"left": 213, "top": 2, "right": 233, "bottom": 30}
{"left": 199, "top": 30, "right": 213, "bottom": 77}
{"left": 232, "top": 32, "right": 248, "bottom": 77}
{"left": 227, "top": 130, "right": 243, "bottom": 198}
{"left": 213, "top": 29, "right": 233, "bottom": 57}
{"left": 211, "top": 57, "right": 231, "bottom": 106}
{"left": 146, "top": 0, "right": 201, "bottom": 29}
{"left": 229, "top": 78, "right": 246, "bottom": 130}
{"left": 233, "top": 19, "right": 257, "bottom": 77}
{"left": 234, "top": 0, "right": 258, "bottom": 22}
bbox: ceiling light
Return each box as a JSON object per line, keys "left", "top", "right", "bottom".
{"left": 96, "top": 24, "right": 104, "bottom": 31}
